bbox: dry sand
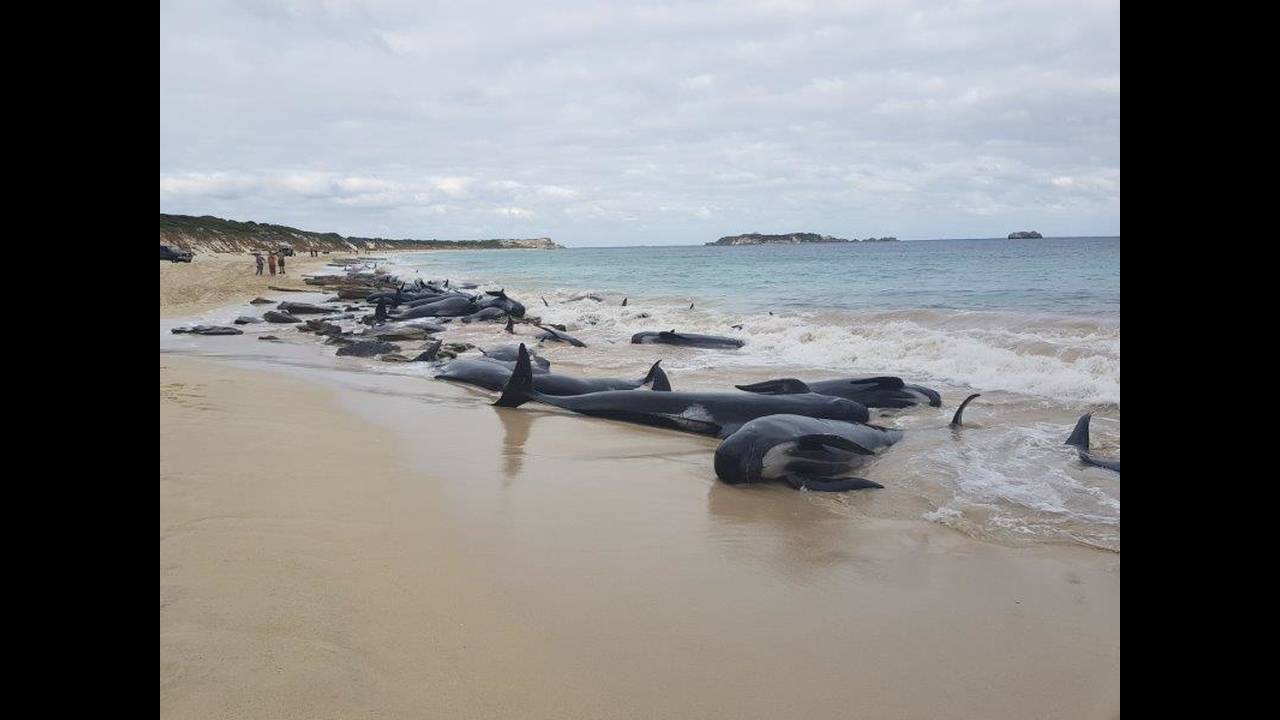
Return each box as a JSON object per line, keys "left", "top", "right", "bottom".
{"left": 160, "top": 252, "right": 337, "bottom": 318}
{"left": 160, "top": 257, "right": 1120, "bottom": 719}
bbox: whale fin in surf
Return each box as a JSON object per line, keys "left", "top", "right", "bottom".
{"left": 785, "top": 474, "right": 884, "bottom": 492}
{"left": 493, "top": 344, "right": 534, "bottom": 407}
{"left": 735, "top": 379, "right": 812, "bottom": 395}
{"left": 1065, "top": 413, "right": 1092, "bottom": 451}
{"left": 950, "top": 394, "right": 981, "bottom": 427}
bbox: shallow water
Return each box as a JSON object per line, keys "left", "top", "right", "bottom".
{"left": 162, "top": 237, "right": 1120, "bottom": 551}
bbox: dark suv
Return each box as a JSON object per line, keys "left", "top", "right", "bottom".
{"left": 160, "top": 244, "right": 194, "bottom": 263}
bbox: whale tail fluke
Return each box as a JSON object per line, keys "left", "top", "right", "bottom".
{"left": 950, "top": 394, "right": 981, "bottom": 427}
{"left": 1065, "top": 413, "right": 1092, "bottom": 451}
{"left": 735, "top": 378, "right": 812, "bottom": 395}
{"left": 494, "top": 344, "right": 534, "bottom": 407}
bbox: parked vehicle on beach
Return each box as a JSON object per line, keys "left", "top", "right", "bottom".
{"left": 278, "top": 245, "right": 295, "bottom": 257}
{"left": 160, "top": 244, "right": 194, "bottom": 262}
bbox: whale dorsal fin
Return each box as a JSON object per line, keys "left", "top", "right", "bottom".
{"left": 847, "top": 376, "right": 906, "bottom": 391}
{"left": 640, "top": 360, "right": 671, "bottom": 391}
{"left": 735, "top": 379, "right": 812, "bottom": 395}
{"left": 950, "top": 394, "right": 981, "bottom": 427}
{"left": 1065, "top": 413, "right": 1092, "bottom": 451}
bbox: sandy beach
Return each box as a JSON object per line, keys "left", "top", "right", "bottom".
{"left": 160, "top": 255, "right": 1119, "bottom": 719}
{"left": 160, "top": 252, "right": 338, "bottom": 318}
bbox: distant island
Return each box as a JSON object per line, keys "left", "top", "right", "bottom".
{"left": 1007, "top": 230, "right": 1044, "bottom": 239}
{"left": 159, "top": 213, "right": 563, "bottom": 254}
{"left": 707, "top": 232, "right": 898, "bottom": 246}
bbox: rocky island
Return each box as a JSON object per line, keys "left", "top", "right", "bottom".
{"left": 1007, "top": 230, "right": 1044, "bottom": 239}
{"left": 160, "top": 213, "right": 564, "bottom": 254}
{"left": 707, "top": 232, "right": 897, "bottom": 246}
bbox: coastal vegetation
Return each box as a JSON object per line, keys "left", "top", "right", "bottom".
{"left": 159, "top": 213, "right": 562, "bottom": 254}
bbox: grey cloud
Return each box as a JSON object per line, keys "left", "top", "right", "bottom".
{"left": 161, "top": 0, "right": 1119, "bottom": 244}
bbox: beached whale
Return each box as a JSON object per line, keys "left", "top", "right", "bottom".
{"left": 461, "top": 307, "right": 509, "bottom": 323}
{"left": 1065, "top": 414, "right": 1120, "bottom": 473}
{"left": 631, "top": 330, "right": 744, "bottom": 349}
{"left": 263, "top": 310, "right": 300, "bottom": 323}
{"left": 392, "top": 296, "right": 477, "bottom": 319}
{"left": 480, "top": 344, "right": 552, "bottom": 371}
{"left": 171, "top": 325, "right": 243, "bottom": 335}
{"left": 399, "top": 292, "right": 463, "bottom": 308}
{"left": 714, "top": 414, "right": 903, "bottom": 491}
{"left": 535, "top": 325, "right": 587, "bottom": 347}
{"left": 438, "top": 358, "right": 669, "bottom": 395}
{"left": 494, "top": 344, "right": 868, "bottom": 437}
{"left": 735, "top": 377, "right": 942, "bottom": 409}
{"left": 277, "top": 301, "right": 332, "bottom": 315}
{"left": 476, "top": 290, "right": 526, "bottom": 318}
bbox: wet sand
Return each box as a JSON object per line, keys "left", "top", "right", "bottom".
{"left": 160, "top": 259, "right": 1119, "bottom": 719}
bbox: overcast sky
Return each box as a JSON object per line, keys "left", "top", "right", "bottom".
{"left": 160, "top": 0, "right": 1119, "bottom": 246}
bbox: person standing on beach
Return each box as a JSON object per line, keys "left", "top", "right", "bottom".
{"left": 268, "top": 252, "right": 277, "bottom": 276}
{"left": 254, "top": 252, "right": 264, "bottom": 275}
{"left": 278, "top": 252, "right": 286, "bottom": 274}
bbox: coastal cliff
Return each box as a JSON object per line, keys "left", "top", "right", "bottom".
{"left": 707, "top": 232, "right": 898, "bottom": 246}
{"left": 159, "top": 214, "right": 563, "bottom": 254}
{"left": 1007, "top": 231, "right": 1044, "bottom": 239}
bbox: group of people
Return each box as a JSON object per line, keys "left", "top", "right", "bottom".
{"left": 253, "top": 251, "right": 285, "bottom": 276}
{"left": 252, "top": 247, "right": 326, "bottom": 275}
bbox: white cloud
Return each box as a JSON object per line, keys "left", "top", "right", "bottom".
{"left": 680, "top": 74, "right": 715, "bottom": 90}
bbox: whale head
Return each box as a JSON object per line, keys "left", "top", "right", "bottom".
{"left": 715, "top": 415, "right": 897, "bottom": 491}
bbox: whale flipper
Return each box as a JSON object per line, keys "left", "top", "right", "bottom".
{"left": 1065, "top": 413, "right": 1092, "bottom": 451}
{"left": 735, "top": 379, "right": 813, "bottom": 395}
{"left": 795, "top": 434, "right": 876, "bottom": 455}
{"left": 493, "top": 344, "right": 534, "bottom": 407}
{"left": 784, "top": 474, "right": 884, "bottom": 492}
{"left": 950, "top": 393, "right": 981, "bottom": 427}
{"left": 847, "top": 376, "right": 907, "bottom": 391}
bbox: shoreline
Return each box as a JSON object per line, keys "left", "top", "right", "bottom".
{"left": 160, "top": 351, "right": 1119, "bottom": 718}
